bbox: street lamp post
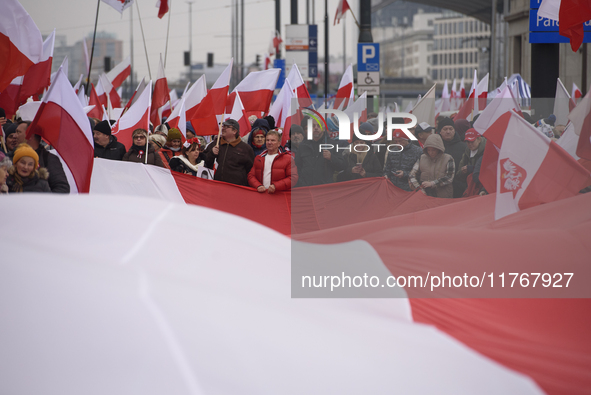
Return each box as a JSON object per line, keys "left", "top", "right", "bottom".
{"left": 187, "top": 0, "right": 194, "bottom": 83}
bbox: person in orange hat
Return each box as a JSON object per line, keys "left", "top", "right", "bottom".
{"left": 5, "top": 143, "right": 51, "bottom": 193}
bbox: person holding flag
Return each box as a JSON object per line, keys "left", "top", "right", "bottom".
{"left": 122, "top": 129, "right": 165, "bottom": 167}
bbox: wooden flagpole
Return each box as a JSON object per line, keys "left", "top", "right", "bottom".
{"left": 86, "top": 0, "right": 101, "bottom": 95}
{"left": 135, "top": 0, "right": 152, "bottom": 80}
{"left": 348, "top": 8, "right": 360, "bottom": 29}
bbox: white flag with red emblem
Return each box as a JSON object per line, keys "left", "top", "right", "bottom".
{"left": 0, "top": 0, "right": 43, "bottom": 92}
{"left": 112, "top": 80, "right": 152, "bottom": 149}
{"left": 101, "top": 0, "right": 134, "bottom": 14}
{"left": 334, "top": 0, "right": 351, "bottom": 25}
{"left": 484, "top": 111, "right": 590, "bottom": 220}
{"left": 26, "top": 67, "right": 94, "bottom": 193}
{"left": 334, "top": 64, "right": 354, "bottom": 110}
{"left": 572, "top": 82, "right": 582, "bottom": 102}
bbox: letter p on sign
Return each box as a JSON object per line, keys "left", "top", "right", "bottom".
{"left": 362, "top": 46, "right": 375, "bottom": 64}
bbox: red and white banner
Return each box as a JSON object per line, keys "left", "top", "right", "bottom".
{"left": 26, "top": 67, "right": 94, "bottom": 193}
{"left": 101, "top": 0, "right": 134, "bottom": 14}
{"left": 226, "top": 68, "right": 280, "bottom": 115}
{"left": 483, "top": 111, "right": 590, "bottom": 219}
{"left": 106, "top": 56, "right": 131, "bottom": 89}
{"left": 112, "top": 80, "right": 152, "bottom": 149}
{"left": 0, "top": 0, "right": 43, "bottom": 92}
{"left": 334, "top": 64, "right": 354, "bottom": 110}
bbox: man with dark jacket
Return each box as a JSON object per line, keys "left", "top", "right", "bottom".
{"left": 456, "top": 128, "right": 486, "bottom": 195}
{"left": 27, "top": 134, "right": 70, "bottom": 193}
{"left": 93, "top": 120, "right": 126, "bottom": 160}
{"left": 383, "top": 130, "right": 424, "bottom": 191}
{"left": 295, "top": 119, "right": 345, "bottom": 187}
{"left": 438, "top": 117, "right": 467, "bottom": 197}
{"left": 203, "top": 119, "right": 255, "bottom": 186}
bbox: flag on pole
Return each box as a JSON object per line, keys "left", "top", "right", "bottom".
{"left": 101, "top": 0, "right": 134, "bottom": 14}
{"left": 26, "top": 67, "right": 95, "bottom": 193}
{"left": 87, "top": 83, "right": 104, "bottom": 120}
{"left": 411, "top": 84, "right": 436, "bottom": 125}
{"left": 286, "top": 63, "right": 313, "bottom": 108}
{"left": 226, "top": 68, "right": 280, "bottom": 114}
{"left": 0, "top": 76, "right": 23, "bottom": 119}
{"left": 184, "top": 75, "right": 207, "bottom": 120}
{"left": 334, "top": 64, "right": 354, "bottom": 110}
{"left": 0, "top": 0, "right": 43, "bottom": 92}
{"left": 483, "top": 111, "right": 590, "bottom": 219}
{"left": 19, "top": 29, "right": 55, "bottom": 103}
{"left": 334, "top": 0, "right": 351, "bottom": 25}
{"left": 112, "top": 81, "right": 152, "bottom": 149}
{"left": 106, "top": 56, "right": 131, "bottom": 89}
{"left": 150, "top": 55, "right": 171, "bottom": 126}
{"left": 99, "top": 73, "right": 121, "bottom": 108}
{"left": 167, "top": 95, "right": 187, "bottom": 140}
{"left": 553, "top": 78, "right": 572, "bottom": 127}
{"left": 156, "top": 0, "right": 169, "bottom": 19}
{"left": 225, "top": 92, "right": 251, "bottom": 137}
{"left": 572, "top": 82, "right": 582, "bottom": 102}
{"left": 568, "top": 87, "right": 591, "bottom": 160}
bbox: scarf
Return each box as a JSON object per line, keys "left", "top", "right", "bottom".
{"left": 10, "top": 171, "right": 36, "bottom": 193}
{"left": 177, "top": 155, "right": 204, "bottom": 173}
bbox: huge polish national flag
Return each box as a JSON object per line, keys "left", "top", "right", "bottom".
{"left": 226, "top": 68, "right": 280, "bottom": 115}
{"left": 19, "top": 29, "right": 55, "bottom": 103}
{"left": 483, "top": 110, "right": 590, "bottom": 219}
{"left": 106, "top": 56, "right": 131, "bottom": 89}
{"left": 112, "top": 80, "right": 152, "bottom": 149}
{"left": 26, "top": 67, "right": 94, "bottom": 193}
{"left": 334, "top": 64, "right": 354, "bottom": 110}
{"left": 0, "top": 0, "right": 43, "bottom": 92}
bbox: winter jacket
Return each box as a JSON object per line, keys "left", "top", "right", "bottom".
{"left": 455, "top": 138, "right": 486, "bottom": 183}
{"left": 159, "top": 147, "right": 182, "bottom": 165}
{"left": 294, "top": 133, "right": 346, "bottom": 187}
{"left": 203, "top": 136, "right": 255, "bottom": 186}
{"left": 337, "top": 149, "right": 383, "bottom": 182}
{"left": 410, "top": 134, "right": 455, "bottom": 198}
{"left": 383, "top": 143, "right": 423, "bottom": 191}
{"left": 169, "top": 154, "right": 205, "bottom": 176}
{"left": 442, "top": 131, "right": 467, "bottom": 198}
{"left": 94, "top": 135, "right": 126, "bottom": 161}
{"left": 37, "top": 146, "right": 70, "bottom": 193}
{"left": 6, "top": 166, "right": 51, "bottom": 193}
{"left": 122, "top": 144, "right": 165, "bottom": 167}
{"left": 247, "top": 148, "right": 298, "bottom": 191}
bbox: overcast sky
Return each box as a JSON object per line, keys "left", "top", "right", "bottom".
{"left": 20, "top": 0, "right": 358, "bottom": 84}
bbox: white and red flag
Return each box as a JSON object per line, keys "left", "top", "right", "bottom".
{"left": 553, "top": 78, "right": 574, "bottom": 127}
{"left": 0, "top": 0, "right": 43, "bottom": 93}
{"left": 150, "top": 55, "right": 171, "bottom": 126}
{"left": 123, "top": 77, "right": 146, "bottom": 113}
{"left": 225, "top": 92, "right": 251, "bottom": 137}
{"left": 167, "top": 95, "right": 187, "bottom": 140}
{"left": 98, "top": 73, "right": 122, "bottom": 108}
{"left": 87, "top": 83, "right": 104, "bottom": 120}
{"left": 155, "top": 0, "right": 169, "bottom": 18}
{"left": 538, "top": 0, "right": 591, "bottom": 51}
{"left": 476, "top": 72, "right": 489, "bottom": 111}
{"left": 160, "top": 88, "right": 178, "bottom": 119}
{"left": 454, "top": 72, "right": 478, "bottom": 121}
{"left": 334, "top": 64, "right": 354, "bottom": 110}
{"left": 183, "top": 75, "right": 207, "bottom": 121}
{"left": 267, "top": 78, "right": 294, "bottom": 130}
{"left": 572, "top": 82, "right": 583, "bottom": 102}
{"left": 343, "top": 91, "right": 368, "bottom": 142}
{"left": 0, "top": 76, "right": 23, "bottom": 119}
{"left": 26, "top": 67, "right": 94, "bottom": 193}
{"left": 264, "top": 53, "right": 271, "bottom": 70}
{"left": 483, "top": 111, "right": 590, "bottom": 219}
{"left": 106, "top": 56, "right": 131, "bottom": 89}
{"left": 459, "top": 77, "right": 466, "bottom": 99}
{"left": 268, "top": 30, "right": 283, "bottom": 56}
{"left": 439, "top": 79, "right": 450, "bottom": 113}
{"left": 567, "top": 86, "right": 591, "bottom": 161}
{"left": 190, "top": 59, "right": 232, "bottom": 136}
{"left": 411, "top": 84, "right": 436, "bottom": 126}
{"left": 227, "top": 68, "right": 280, "bottom": 115}
{"left": 19, "top": 29, "right": 55, "bottom": 103}
{"left": 279, "top": 80, "right": 303, "bottom": 145}
{"left": 334, "top": 0, "right": 351, "bottom": 25}
{"left": 101, "top": 0, "right": 134, "bottom": 14}
{"left": 112, "top": 80, "right": 152, "bottom": 149}
{"left": 286, "top": 63, "right": 313, "bottom": 108}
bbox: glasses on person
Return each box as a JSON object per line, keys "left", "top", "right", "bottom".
{"left": 134, "top": 135, "right": 146, "bottom": 139}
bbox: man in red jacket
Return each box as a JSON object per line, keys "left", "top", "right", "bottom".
{"left": 248, "top": 130, "right": 298, "bottom": 193}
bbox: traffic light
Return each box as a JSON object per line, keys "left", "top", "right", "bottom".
{"left": 184, "top": 51, "right": 191, "bottom": 66}
{"left": 255, "top": 54, "right": 261, "bottom": 67}
{"left": 207, "top": 53, "right": 214, "bottom": 68}
{"left": 104, "top": 57, "right": 112, "bottom": 72}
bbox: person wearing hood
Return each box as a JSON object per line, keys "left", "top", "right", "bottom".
{"left": 6, "top": 143, "right": 51, "bottom": 193}
{"left": 248, "top": 130, "right": 297, "bottom": 193}
{"left": 169, "top": 138, "right": 205, "bottom": 176}
{"left": 122, "top": 129, "right": 165, "bottom": 167}
{"left": 93, "top": 120, "right": 126, "bottom": 161}
{"left": 159, "top": 127, "right": 183, "bottom": 163}
{"left": 437, "top": 117, "right": 467, "bottom": 197}
{"left": 409, "top": 134, "right": 455, "bottom": 198}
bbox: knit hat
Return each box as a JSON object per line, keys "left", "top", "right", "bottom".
{"left": 155, "top": 124, "right": 169, "bottom": 136}
{"left": 290, "top": 124, "right": 304, "bottom": 137}
{"left": 13, "top": 143, "right": 39, "bottom": 170}
{"left": 437, "top": 117, "right": 455, "bottom": 132}
{"left": 359, "top": 122, "right": 374, "bottom": 134}
{"left": 4, "top": 123, "right": 18, "bottom": 139}
{"left": 149, "top": 133, "right": 166, "bottom": 148}
{"left": 167, "top": 128, "right": 182, "bottom": 142}
{"left": 264, "top": 115, "right": 276, "bottom": 130}
{"left": 93, "top": 120, "right": 112, "bottom": 136}
{"left": 251, "top": 118, "right": 270, "bottom": 132}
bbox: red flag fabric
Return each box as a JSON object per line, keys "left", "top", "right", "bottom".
{"left": 226, "top": 68, "right": 280, "bottom": 114}
{"left": 112, "top": 80, "right": 152, "bottom": 149}
{"left": 156, "top": 0, "right": 169, "bottom": 19}
{"left": 87, "top": 83, "right": 104, "bottom": 120}
{"left": 334, "top": 0, "right": 351, "bottom": 25}
{"left": 0, "top": 76, "right": 22, "bottom": 119}
{"left": 184, "top": 75, "right": 207, "bottom": 120}
{"left": 190, "top": 60, "right": 232, "bottom": 136}
{"left": 106, "top": 56, "right": 131, "bottom": 89}
{"left": 19, "top": 30, "right": 55, "bottom": 103}
{"left": 26, "top": 67, "right": 94, "bottom": 192}
{"left": 150, "top": 56, "right": 170, "bottom": 127}
{"left": 559, "top": 0, "right": 591, "bottom": 51}
{"left": 226, "top": 92, "right": 251, "bottom": 137}
{"left": 0, "top": 0, "right": 43, "bottom": 92}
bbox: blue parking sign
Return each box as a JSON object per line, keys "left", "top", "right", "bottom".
{"left": 357, "top": 43, "right": 379, "bottom": 72}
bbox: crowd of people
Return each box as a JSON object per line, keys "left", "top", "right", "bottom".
{"left": 0, "top": 104, "right": 574, "bottom": 197}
